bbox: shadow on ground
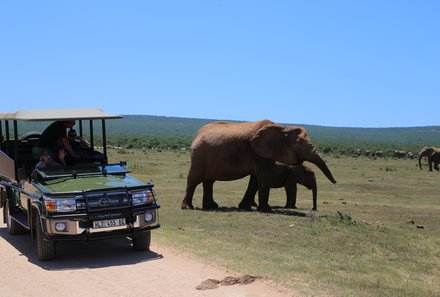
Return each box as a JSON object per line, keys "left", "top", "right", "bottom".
{"left": 196, "top": 206, "right": 310, "bottom": 217}
{"left": 0, "top": 227, "right": 163, "bottom": 271}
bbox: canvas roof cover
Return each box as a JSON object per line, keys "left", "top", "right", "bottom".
{"left": 0, "top": 108, "right": 122, "bottom": 121}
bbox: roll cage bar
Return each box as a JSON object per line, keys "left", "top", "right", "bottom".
{"left": 0, "top": 108, "right": 122, "bottom": 181}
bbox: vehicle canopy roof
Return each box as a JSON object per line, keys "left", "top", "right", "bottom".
{"left": 0, "top": 108, "right": 122, "bottom": 122}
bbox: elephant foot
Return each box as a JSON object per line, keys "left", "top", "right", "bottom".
{"left": 181, "top": 201, "right": 194, "bottom": 210}
{"left": 202, "top": 201, "right": 219, "bottom": 210}
{"left": 257, "top": 204, "right": 272, "bottom": 212}
{"left": 238, "top": 201, "right": 253, "bottom": 211}
{"left": 284, "top": 204, "right": 297, "bottom": 209}
{"left": 312, "top": 207, "right": 318, "bottom": 211}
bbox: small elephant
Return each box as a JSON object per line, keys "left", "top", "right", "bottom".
{"left": 240, "top": 163, "right": 318, "bottom": 210}
{"left": 418, "top": 147, "right": 440, "bottom": 171}
{"left": 181, "top": 120, "right": 337, "bottom": 212}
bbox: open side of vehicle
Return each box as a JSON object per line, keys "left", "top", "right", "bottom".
{"left": 0, "top": 108, "right": 160, "bottom": 261}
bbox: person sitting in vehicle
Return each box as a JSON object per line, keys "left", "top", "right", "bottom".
{"left": 67, "top": 128, "right": 107, "bottom": 164}
{"left": 31, "top": 149, "right": 66, "bottom": 179}
{"left": 32, "top": 120, "right": 80, "bottom": 160}
{"left": 68, "top": 129, "right": 90, "bottom": 150}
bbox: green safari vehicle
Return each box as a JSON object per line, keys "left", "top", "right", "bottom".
{"left": 0, "top": 108, "right": 160, "bottom": 260}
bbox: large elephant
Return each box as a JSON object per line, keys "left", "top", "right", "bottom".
{"left": 418, "top": 147, "right": 440, "bottom": 171}
{"left": 181, "top": 120, "right": 336, "bottom": 212}
{"left": 240, "top": 163, "right": 318, "bottom": 210}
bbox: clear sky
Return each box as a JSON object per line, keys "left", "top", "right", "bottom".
{"left": 0, "top": 1, "right": 438, "bottom": 128}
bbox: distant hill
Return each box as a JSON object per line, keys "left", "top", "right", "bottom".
{"left": 110, "top": 115, "right": 440, "bottom": 146}
{"left": 10, "top": 115, "right": 440, "bottom": 152}
{"left": 105, "top": 115, "right": 215, "bottom": 137}
{"left": 108, "top": 115, "right": 439, "bottom": 141}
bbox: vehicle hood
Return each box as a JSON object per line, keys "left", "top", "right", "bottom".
{"left": 36, "top": 174, "right": 145, "bottom": 194}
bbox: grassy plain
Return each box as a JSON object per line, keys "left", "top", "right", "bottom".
{"left": 108, "top": 149, "right": 440, "bottom": 297}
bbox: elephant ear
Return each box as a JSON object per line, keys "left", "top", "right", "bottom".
{"left": 251, "top": 124, "right": 309, "bottom": 164}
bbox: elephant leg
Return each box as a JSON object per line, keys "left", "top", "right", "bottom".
{"left": 428, "top": 159, "right": 433, "bottom": 171}
{"left": 434, "top": 162, "right": 440, "bottom": 171}
{"left": 202, "top": 180, "right": 218, "bottom": 209}
{"left": 181, "top": 181, "right": 198, "bottom": 209}
{"left": 239, "top": 175, "right": 258, "bottom": 210}
{"left": 181, "top": 167, "right": 203, "bottom": 209}
{"left": 256, "top": 183, "right": 272, "bottom": 212}
{"left": 284, "top": 183, "right": 298, "bottom": 209}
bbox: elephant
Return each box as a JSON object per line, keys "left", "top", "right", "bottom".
{"left": 239, "top": 163, "right": 318, "bottom": 210}
{"left": 181, "top": 120, "right": 336, "bottom": 212}
{"left": 418, "top": 147, "right": 440, "bottom": 171}
{"left": 373, "top": 151, "right": 384, "bottom": 158}
{"left": 393, "top": 150, "right": 407, "bottom": 159}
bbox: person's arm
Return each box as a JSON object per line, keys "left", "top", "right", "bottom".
{"left": 80, "top": 137, "right": 90, "bottom": 149}
{"left": 62, "top": 137, "right": 80, "bottom": 158}
{"left": 58, "top": 149, "right": 67, "bottom": 167}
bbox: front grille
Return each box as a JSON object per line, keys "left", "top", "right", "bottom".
{"left": 76, "top": 191, "right": 132, "bottom": 212}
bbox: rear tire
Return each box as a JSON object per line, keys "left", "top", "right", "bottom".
{"left": 36, "top": 215, "right": 56, "bottom": 261}
{"left": 4, "top": 200, "right": 24, "bottom": 235}
{"left": 132, "top": 231, "right": 151, "bottom": 251}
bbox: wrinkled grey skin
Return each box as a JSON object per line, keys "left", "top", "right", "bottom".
{"left": 418, "top": 147, "right": 440, "bottom": 171}
{"left": 240, "top": 163, "right": 318, "bottom": 210}
{"left": 181, "top": 120, "right": 336, "bottom": 212}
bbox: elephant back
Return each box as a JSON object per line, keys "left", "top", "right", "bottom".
{"left": 191, "top": 120, "right": 274, "bottom": 149}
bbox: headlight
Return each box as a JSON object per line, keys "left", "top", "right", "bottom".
{"left": 55, "top": 222, "right": 67, "bottom": 231}
{"left": 45, "top": 197, "right": 77, "bottom": 213}
{"left": 132, "top": 190, "right": 154, "bottom": 205}
{"left": 144, "top": 210, "right": 156, "bottom": 223}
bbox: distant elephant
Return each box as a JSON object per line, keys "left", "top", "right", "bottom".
{"left": 373, "top": 151, "right": 384, "bottom": 158}
{"left": 181, "top": 120, "right": 337, "bottom": 212}
{"left": 418, "top": 147, "right": 440, "bottom": 171}
{"left": 393, "top": 150, "right": 407, "bottom": 159}
{"left": 240, "top": 163, "right": 318, "bottom": 210}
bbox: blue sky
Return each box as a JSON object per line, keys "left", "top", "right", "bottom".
{"left": 0, "top": 1, "right": 438, "bottom": 128}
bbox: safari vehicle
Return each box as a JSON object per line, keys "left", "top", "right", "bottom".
{"left": 0, "top": 108, "right": 160, "bottom": 261}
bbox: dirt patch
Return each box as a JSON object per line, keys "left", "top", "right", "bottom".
{"left": 196, "top": 274, "right": 260, "bottom": 290}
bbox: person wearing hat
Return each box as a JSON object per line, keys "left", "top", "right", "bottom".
{"left": 32, "top": 120, "right": 80, "bottom": 160}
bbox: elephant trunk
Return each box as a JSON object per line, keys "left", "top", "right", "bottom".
{"left": 311, "top": 178, "right": 318, "bottom": 211}
{"left": 306, "top": 151, "right": 337, "bottom": 184}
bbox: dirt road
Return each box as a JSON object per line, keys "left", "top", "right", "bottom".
{"left": 0, "top": 212, "right": 297, "bottom": 297}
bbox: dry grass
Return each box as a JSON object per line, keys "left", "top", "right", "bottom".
{"left": 108, "top": 149, "right": 440, "bottom": 297}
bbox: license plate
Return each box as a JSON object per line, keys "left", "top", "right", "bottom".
{"left": 92, "top": 218, "right": 126, "bottom": 229}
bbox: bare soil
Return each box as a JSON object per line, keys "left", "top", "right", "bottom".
{"left": 0, "top": 213, "right": 298, "bottom": 297}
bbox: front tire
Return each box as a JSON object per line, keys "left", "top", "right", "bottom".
{"left": 4, "top": 200, "right": 24, "bottom": 235}
{"left": 132, "top": 231, "right": 151, "bottom": 251}
{"left": 35, "top": 215, "right": 56, "bottom": 261}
